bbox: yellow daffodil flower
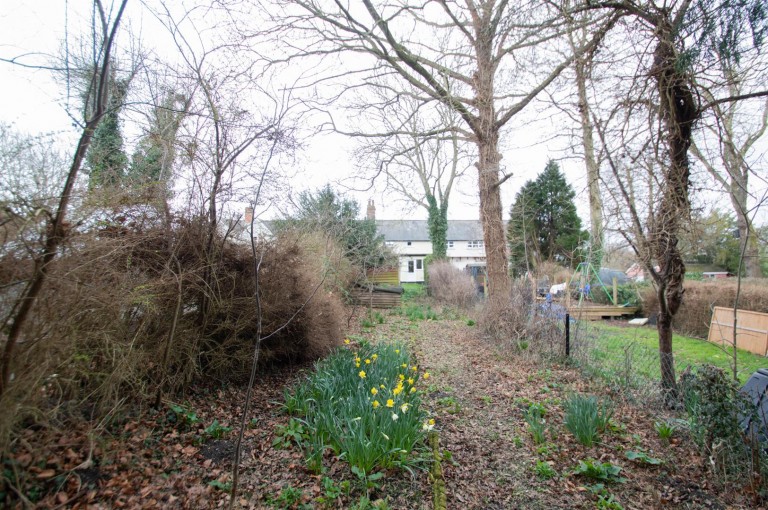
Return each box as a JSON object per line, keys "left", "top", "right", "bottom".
{"left": 407, "top": 377, "right": 414, "bottom": 385}
{"left": 365, "top": 359, "right": 371, "bottom": 365}
{"left": 372, "top": 400, "right": 380, "bottom": 408}
{"left": 372, "top": 354, "right": 378, "bottom": 360}
{"left": 386, "top": 399, "right": 394, "bottom": 408}
{"left": 423, "top": 372, "right": 430, "bottom": 379}
{"left": 344, "top": 339, "right": 351, "bottom": 344}
{"left": 370, "top": 387, "right": 378, "bottom": 395}
{"left": 359, "top": 370, "right": 366, "bottom": 379}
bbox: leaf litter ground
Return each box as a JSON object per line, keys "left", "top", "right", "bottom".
{"left": 4, "top": 305, "right": 761, "bottom": 509}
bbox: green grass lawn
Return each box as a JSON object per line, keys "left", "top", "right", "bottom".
{"left": 579, "top": 322, "right": 767, "bottom": 385}
{"left": 400, "top": 283, "right": 426, "bottom": 301}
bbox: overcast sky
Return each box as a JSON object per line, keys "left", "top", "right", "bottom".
{"left": 2, "top": 1, "right": 765, "bottom": 228}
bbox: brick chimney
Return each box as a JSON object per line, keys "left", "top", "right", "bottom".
{"left": 366, "top": 199, "right": 376, "bottom": 220}
{"left": 244, "top": 206, "right": 253, "bottom": 224}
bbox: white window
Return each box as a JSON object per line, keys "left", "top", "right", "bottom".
{"left": 408, "top": 260, "right": 414, "bottom": 273}
{"left": 468, "top": 240, "right": 484, "bottom": 249}
{"left": 447, "top": 241, "right": 454, "bottom": 248}
{"left": 416, "top": 259, "right": 423, "bottom": 270}
{"left": 406, "top": 241, "right": 412, "bottom": 246}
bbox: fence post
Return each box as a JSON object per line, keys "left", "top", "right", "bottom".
{"left": 565, "top": 313, "right": 570, "bottom": 357}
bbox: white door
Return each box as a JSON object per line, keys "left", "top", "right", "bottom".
{"left": 400, "top": 257, "right": 425, "bottom": 282}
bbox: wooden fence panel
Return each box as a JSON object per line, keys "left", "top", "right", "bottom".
{"left": 707, "top": 306, "right": 768, "bottom": 356}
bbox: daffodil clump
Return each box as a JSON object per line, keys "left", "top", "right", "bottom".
{"left": 283, "top": 338, "right": 433, "bottom": 473}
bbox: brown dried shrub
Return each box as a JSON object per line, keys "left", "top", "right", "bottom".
{"left": 641, "top": 279, "right": 768, "bottom": 338}
{"left": 427, "top": 260, "right": 477, "bottom": 309}
{"left": 479, "top": 280, "right": 562, "bottom": 357}
{"left": 0, "top": 217, "right": 346, "bottom": 450}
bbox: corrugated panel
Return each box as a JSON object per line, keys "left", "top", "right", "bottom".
{"left": 367, "top": 267, "right": 400, "bottom": 286}
{"left": 350, "top": 288, "right": 402, "bottom": 309}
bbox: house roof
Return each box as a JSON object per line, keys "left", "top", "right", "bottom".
{"left": 375, "top": 220, "right": 484, "bottom": 241}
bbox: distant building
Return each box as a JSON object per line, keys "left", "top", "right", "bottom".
{"left": 374, "top": 219, "right": 487, "bottom": 283}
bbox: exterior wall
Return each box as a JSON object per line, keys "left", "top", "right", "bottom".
{"left": 386, "top": 240, "right": 433, "bottom": 256}
{"left": 386, "top": 240, "right": 488, "bottom": 283}
{"left": 446, "top": 241, "right": 486, "bottom": 259}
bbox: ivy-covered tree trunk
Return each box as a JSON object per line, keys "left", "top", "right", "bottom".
{"left": 427, "top": 195, "right": 449, "bottom": 259}
{"left": 650, "top": 22, "right": 698, "bottom": 397}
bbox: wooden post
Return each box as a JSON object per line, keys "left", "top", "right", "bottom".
{"left": 613, "top": 277, "right": 618, "bottom": 306}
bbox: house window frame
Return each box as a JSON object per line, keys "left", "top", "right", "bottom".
{"left": 408, "top": 260, "right": 414, "bottom": 273}
{"left": 447, "top": 240, "right": 454, "bottom": 248}
{"left": 416, "top": 259, "right": 422, "bottom": 270}
{"left": 406, "top": 241, "right": 412, "bottom": 246}
{"left": 468, "top": 240, "right": 484, "bottom": 249}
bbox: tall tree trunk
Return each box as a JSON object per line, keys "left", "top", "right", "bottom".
{"left": 477, "top": 133, "right": 511, "bottom": 302}
{"left": 474, "top": 18, "right": 511, "bottom": 304}
{"left": 650, "top": 24, "right": 698, "bottom": 395}
{"left": 575, "top": 57, "right": 603, "bottom": 269}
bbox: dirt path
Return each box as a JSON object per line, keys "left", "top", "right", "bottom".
{"left": 364, "top": 310, "right": 736, "bottom": 510}
{"left": 403, "top": 317, "right": 580, "bottom": 509}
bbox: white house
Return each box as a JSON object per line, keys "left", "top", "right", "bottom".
{"left": 374, "top": 215, "right": 488, "bottom": 283}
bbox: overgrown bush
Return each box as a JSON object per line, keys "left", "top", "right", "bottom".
{"left": 0, "top": 214, "right": 346, "bottom": 452}
{"left": 642, "top": 280, "right": 768, "bottom": 338}
{"left": 480, "top": 280, "right": 562, "bottom": 356}
{"left": 427, "top": 260, "right": 477, "bottom": 309}
{"left": 680, "top": 365, "right": 764, "bottom": 487}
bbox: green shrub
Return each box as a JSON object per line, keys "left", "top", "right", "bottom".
{"left": 680, "top": 365, "right": 760, "bottom": 482}
{"left": 563, "top": 394, "right": 613, "bottom": 447}
{"left": 204, "top": 419, "right": 231, "bottom": 439}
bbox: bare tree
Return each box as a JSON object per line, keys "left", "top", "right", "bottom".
{"left": 582, "top": 0, "right": 767, "bottom": 395}
{"left": 0, "top": 0, "right": 129, "bottom": 396}
{"left": 353, "top": 90, "right": 471, "bottom": 259}
{"left": 275, "top": 0, "right": 617, "bottom": 304}
{"left": 691, "top": 61, "right": 768, "bottom": 278}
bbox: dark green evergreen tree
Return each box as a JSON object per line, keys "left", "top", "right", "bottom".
{"left": 507, "top": 160, "right": 587, "bottom": 274}
{"left": 276, "top": 184, "right": 392, "bottom": 270}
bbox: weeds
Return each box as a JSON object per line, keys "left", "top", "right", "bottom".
{"left": 563, "top": 394, "right": 613, "bottom": 447}
{"left": 534, "top": 460, "right": 557, "bottom": 480}
{"left": 625, "top": 450, "right": 662, "bottom": 465}
{"left": 204, "top": 420, "right": 231, "bottom": 439}
{"left": 653, "top": 420, "right": 675, "bottom": 441}
{"left": 525, "top": 404, "right": 547, "bottom": 445}
{"left": 572, "top": 459, "right": 626, "bottom": 483}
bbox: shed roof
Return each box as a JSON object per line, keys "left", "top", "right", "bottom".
{"left": 375, "top": 220, "right": 484, "bottom": 241}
